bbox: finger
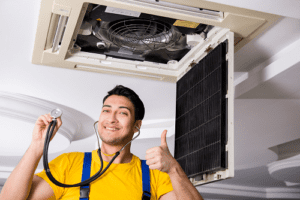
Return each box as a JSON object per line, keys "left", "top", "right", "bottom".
{"left": 44, "top": 114, "right": 53, "bottom": 123}
{"left": 146, "top": 146, "right": 160, "bottom": 154}
{"left": 56, "top": 117, "right": 63, "bottom": 128}
{"left": 145, "top": 151, "right": 159, "bottom": 160}
{"left": 145, "top": 153, "right": 155, "bottom": 160}
{"left": 148, "top": 163, "right": 162, "bottom": 171}
{"left": 160, "top": 130, "right": 168, "bottom": 147}
{"left": 46, "top": 113, "right": 53, "bottom": 122}
{"left": 52, "top": 117, "right": 62, "bottom": 136}
{"left": 146, "top": 157, "right": 159, "bottom": 166}
{"left": 38, "top": 115, "right": 50, "bottom": 126}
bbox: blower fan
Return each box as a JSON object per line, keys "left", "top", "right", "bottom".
{"left": 95, "top": 18, "right": 182, "bottom": 53}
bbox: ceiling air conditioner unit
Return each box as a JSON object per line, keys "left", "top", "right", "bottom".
{"left": 32, "top": 0, "right": 280, "bottom": 185}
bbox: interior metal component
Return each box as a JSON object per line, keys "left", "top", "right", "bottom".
{"left": 78, "top": 21, "right": 92, "bottom": 35}
{"left": 96, "top": 41, "right": 106, "bottom": 49}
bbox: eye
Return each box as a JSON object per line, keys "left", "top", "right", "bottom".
{"left": 120, "top": 112, "right": 128, "bottom": 116}
{"left": 102, "top": 110, "right": 109, "bottom": 113}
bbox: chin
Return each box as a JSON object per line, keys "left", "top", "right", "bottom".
{"left": 99, "top": 133, "right": 121, "bottom": 145}
{"left": 100, "top": 133, "right": 132, "bottom": 146}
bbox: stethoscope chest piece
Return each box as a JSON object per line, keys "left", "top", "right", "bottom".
{"left": 51, "top": 108, "right": 63, "bottom": 119}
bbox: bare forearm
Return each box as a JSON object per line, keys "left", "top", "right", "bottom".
{"left": 0, "top": 144, "right": 43, "bottom": 200}
{"left": 168, "top": 162, "right": 203, "bottom": 200}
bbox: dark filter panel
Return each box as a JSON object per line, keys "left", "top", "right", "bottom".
{"left": 175, "top": 41, "right": 228, "bottom": 178}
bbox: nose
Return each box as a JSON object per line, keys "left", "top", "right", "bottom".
{"left": 107, "top": 112, "right": 118, "bottom": 123}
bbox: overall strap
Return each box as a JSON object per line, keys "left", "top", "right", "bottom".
{"left": 141, "top": 159, "right": 151, "bottom": 200}
{"left": 80, "top": 152, "right": 92, "bottom": 200}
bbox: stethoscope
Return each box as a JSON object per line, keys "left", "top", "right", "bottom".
{"left": 43, "top": 108, "right": 141, "bottom": 187}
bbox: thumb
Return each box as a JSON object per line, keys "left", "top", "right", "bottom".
{"left": 160, "top": 130, "right": 168, "bottom": 147}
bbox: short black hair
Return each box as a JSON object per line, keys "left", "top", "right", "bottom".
{"left": 103, "top": 85, "right": 145, "bottom": 121}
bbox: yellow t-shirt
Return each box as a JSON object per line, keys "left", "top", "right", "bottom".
{"left": 36, "top": 150, "right": 173, "bottom": 199}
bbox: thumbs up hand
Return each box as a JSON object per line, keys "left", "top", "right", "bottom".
{"left": 145, "top": 130, "right": 177, "bottom": 174}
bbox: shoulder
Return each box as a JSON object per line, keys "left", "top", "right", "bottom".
{"left": 53, "top": 151, "right": 84, "bottom": 161}
{"left": 64, "top": 151, "right": 85, "bottom": 161}
{"left": 48, "top": 151, "right": 86, "bottom": 169}
{"left": 150, "top": 169, "right": 171, "bottom": 183}
{"left": 149, "top": 166, "right": 174, "bottom": 199}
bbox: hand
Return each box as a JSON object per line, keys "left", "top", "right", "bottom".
{"left": 31, "top": 114, "right": 62, "bottom": 151}
{"left": 145, "top": 130, "right": 177, "bottom": 174}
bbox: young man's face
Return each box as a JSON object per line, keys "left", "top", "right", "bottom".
{"left": 98, "top": 95, "right": 140, "bottom": 146}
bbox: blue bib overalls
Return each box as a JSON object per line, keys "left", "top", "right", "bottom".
{"left": 79, "top": 152, "right": 151, "bottom": 200}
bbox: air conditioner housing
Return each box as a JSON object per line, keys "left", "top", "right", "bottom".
{"left": 32, "top": 0, "right": 280, "bottom": 82}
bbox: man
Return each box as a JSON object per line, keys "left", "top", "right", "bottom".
{"left": 0, "top": 85, "right": 203, "bottom": 200}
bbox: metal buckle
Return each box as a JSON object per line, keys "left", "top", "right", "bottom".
{"left": 80, "top": 187, "right": 90, "bottom": 199}
{"left": 142, "top": 191, "right": 151, "bottom": 200}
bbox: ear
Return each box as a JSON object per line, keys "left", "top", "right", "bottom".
{"left": 133, "top": 120, "right": 142, "bottom": 133}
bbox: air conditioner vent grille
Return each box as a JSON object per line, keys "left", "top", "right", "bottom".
{"left": 175, "top": 41, "right": 228, "bottom": 177}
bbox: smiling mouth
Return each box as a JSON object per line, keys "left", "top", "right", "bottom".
{"left": 105, "top": 127, "right": 120, "bottom": 131}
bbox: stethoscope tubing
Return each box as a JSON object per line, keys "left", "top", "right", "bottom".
{"left": 43, "top": 119, "right": 140, "bottom": 187}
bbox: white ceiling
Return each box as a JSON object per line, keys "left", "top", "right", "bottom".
{"left": 234, "top": 17, "right": 300, "bottom": 72}
{"left": 1, "top": 0, "right": 300, "bottom": 198}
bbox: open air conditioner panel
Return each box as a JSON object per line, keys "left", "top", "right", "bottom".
{"left": 175, "top": 39, "right": 234, "bottom": 186}
{"left": 71, "top": 3, "right": 215, "bottom": 65}
{"left": 34, "top": 0, "right": 280, "bottom": 82}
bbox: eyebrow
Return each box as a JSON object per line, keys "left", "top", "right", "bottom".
{"left": 102, "top": 105, "right": 131, "bottom": 112}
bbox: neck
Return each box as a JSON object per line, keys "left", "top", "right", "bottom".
{"left": 100, "top": 142, "right": 132, "bottom": 164}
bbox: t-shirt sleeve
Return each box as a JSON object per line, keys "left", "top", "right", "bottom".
{"left": 155, "top": 170, "right": 173, "bottom": 199}
{"left": 35, "top": 153, "right": 70, "bottom": 199}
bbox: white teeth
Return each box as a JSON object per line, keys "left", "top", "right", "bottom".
{"left": 106, "top": 127, "right": 117, "bottom": 130}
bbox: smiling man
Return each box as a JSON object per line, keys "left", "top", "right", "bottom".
{"left": 0, "top": 85, "right": 203, "bottom": 200}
